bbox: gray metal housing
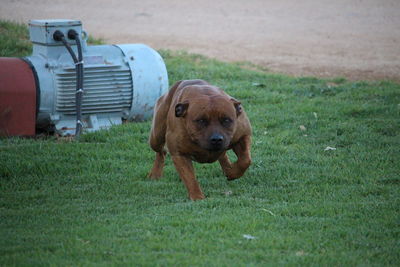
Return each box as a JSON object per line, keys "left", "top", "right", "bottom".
{"left": 25, "top": 19, "right": 168, "bottom": 135}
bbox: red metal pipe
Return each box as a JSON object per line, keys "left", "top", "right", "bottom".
{"left": 0, "top": 57, "right": 37, "bottom": 136}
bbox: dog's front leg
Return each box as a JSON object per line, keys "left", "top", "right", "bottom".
{"left": 219, "top": 135, "right": 252, "bottom": 180}
{"left": 171, "top": 155, "right": 205, "bottom": 200}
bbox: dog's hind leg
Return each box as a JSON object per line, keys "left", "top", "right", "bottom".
{"left": 148, "top": 81, "right": 185, "bottom": 179}
{"left": 148, "top": 117, "right": 167, "bottom": 179}
{"left": 148, "top": 150, "right": 167, "bottom": 179}
{"left": 148, "top": 97, "right": 168, "bottom": 179}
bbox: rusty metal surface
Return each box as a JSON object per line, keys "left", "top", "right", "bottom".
{"left": 0, "top": 57, "right": 36, "bottom": 136}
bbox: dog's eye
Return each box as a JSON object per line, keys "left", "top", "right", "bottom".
{"left": 221, "top": 117, "right": 233, "bottom": 127}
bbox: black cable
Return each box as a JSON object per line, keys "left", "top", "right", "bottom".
{"left": 68, "top": 30, "right": 84, "bottom": 139}
{"left": 53, "top": 30, "right": 84, "bottom": 139}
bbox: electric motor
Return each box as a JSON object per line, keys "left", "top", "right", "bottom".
{"left": 0, "top": 19, "right": 168, "bottom": 136}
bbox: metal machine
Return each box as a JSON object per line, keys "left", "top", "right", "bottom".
{"left": 0, "top": 19, "right": 168, "bottom": 136}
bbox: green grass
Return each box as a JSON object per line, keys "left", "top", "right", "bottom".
{"left": 0, "top": 20, "right": 31, "bottom": 57}
{"left": 1, "top": 20, "right": 400, "bottom": 266}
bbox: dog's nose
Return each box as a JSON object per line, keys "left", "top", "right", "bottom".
{"left": 210, "top": 133, "right": 224, "bottom": 147}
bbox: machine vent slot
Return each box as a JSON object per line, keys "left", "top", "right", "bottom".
{"left": 55, "top": 65, "right": 133, "bottom": 115}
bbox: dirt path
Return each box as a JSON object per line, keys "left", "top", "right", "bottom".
{"left": 2, "top": 0, "right": 399, "bottom": 81}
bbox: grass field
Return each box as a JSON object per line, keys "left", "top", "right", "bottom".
{"left": 1, "top": 20, "right": 399, "bottom": 266}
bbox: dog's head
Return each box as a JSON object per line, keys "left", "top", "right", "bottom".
{"left": 175, "top": 95, "right": 242, "bottom": 152}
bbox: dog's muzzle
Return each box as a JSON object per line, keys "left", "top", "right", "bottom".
{"left": 208, "top": 133, "right": 225, "bottom": 151}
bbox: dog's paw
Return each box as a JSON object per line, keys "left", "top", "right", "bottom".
{"left": 189, "top": 193, "right": 205, "bottom": 201}
{"left": 226, "top": 174, "right": 242, "bottom": 181}
{"left": 224, "top": 165, "right": 244, "bottom": 181}
{"left": 148, "top": 171, "right": 162, "bottom": 180}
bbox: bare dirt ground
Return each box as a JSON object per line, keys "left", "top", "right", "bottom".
{"left": 2, "top": 0, "right": 399, "bottom": 81}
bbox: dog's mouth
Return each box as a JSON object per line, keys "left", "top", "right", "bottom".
{"left": 207, "top": 146, "right": 224, "bottom": 152}
{"left": 191, "top": 134, "right": 228, "bottom": 152}
{"left": 206, "top": 142, "right": 228, "bottom": 152}
{"left": 195, "top": 140, "right": 226, "bottom": 152}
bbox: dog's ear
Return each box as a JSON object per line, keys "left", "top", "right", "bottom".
{"left": 175, "top": 101, "right": 189, "bottom": 117}
{"left": 231, "top": 98, "right": 242, "bottom": 117}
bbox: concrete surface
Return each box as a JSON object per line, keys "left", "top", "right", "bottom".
{"left": 2, "top": 0, "right": 399, "bottom": 81}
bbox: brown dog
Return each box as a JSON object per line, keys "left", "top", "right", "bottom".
{"left": 148, "top": 80, "right": 252, "bottom": 200}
